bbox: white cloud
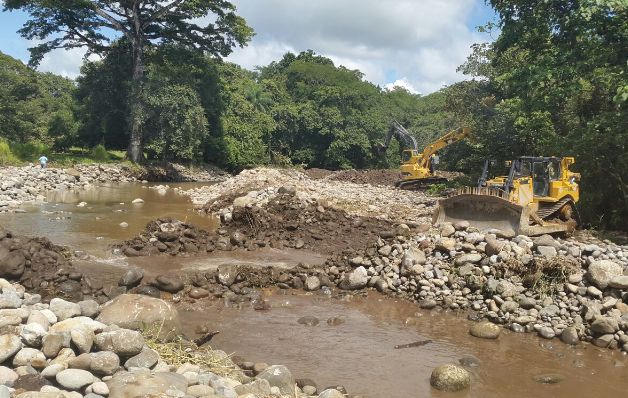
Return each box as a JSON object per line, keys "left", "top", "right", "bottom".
{"left": 37, "top": 47, "right": 91, "bottom": 78}
{"left": 384, "top": 79, "right": 419, "bottom": 94}
{"left": 228, "top": 0, "right": 488, "bottom": 93}
{"left": 18, "top": 0, "right": 489, "bottom": 92}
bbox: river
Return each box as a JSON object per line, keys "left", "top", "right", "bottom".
{"left": 1, "top": 182, "right": 626, "bottom": 397}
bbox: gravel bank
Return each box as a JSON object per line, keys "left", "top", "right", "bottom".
{"left": 0, "top": 163, "right": 228, "bottom": 214}
{"left": 181, "top": 168, "right": 437, "bottom": 225}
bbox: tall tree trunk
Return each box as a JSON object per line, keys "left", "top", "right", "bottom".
{"left": 127, "top": 2, "right": 145, "bottom": 163}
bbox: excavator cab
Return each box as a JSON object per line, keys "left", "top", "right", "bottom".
{"left": 401, "top": 149, "right": 418, "bottom": 164}
{"left": 433, "top": 156, "right": 581, "bottom": 236}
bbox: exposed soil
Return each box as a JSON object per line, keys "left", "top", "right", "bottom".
{"left": 119, "top": 192, "right": 420, "bottom": 257}
{"left": 304, "top": 168, "right": 466, "bottom": 187}
{"left": 305, "top": 168, "right": 400, "bottom": 186}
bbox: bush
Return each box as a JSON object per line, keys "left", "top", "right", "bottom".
{"left": 90, "top": 144, "right": 110, "bottom": 162}
{"left": 10, "top": 141, "right": 50, "bottom": 162}
{"left": 0, "top": 139, "right": 17, "bottom": 165}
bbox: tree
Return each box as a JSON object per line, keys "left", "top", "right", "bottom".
{"left": 457, "top": 0, "right": 627, "bottom": 230}
{"left": 4, "top": 0, "right": 253, "bottom": 162}
{"left": 0, "top": 51, "right": 78, "bottom": 150}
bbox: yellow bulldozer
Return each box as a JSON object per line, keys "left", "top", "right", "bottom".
{"left": 378, "top": 121, "right": 471, "bottom": 189}
{"left": 433, "top": 156, "right": 581, "bottom": 236}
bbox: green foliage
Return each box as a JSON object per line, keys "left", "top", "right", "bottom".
{"left": 426, "top": 183, "right": 448, "bottom": 196}
{"left": 0, "top": 139, "right": 17, "bottom": 165}
{"left": 0, "top": 52, "right": 79, "bottom": 149}
{"left": 90, "top": 144, "right": 110, "bottom": 162}
{"left": 452, "top": 0, "right": 628, "bottom": 230}
{"left": 144, "top": 85, "right": 208, "bottom": 161}
{"left": 10, "top": 141, "right": 50, "bottom": 162}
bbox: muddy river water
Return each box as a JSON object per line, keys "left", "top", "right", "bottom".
{"left": 1, "top": 182, "right": 627, "bottom": 397}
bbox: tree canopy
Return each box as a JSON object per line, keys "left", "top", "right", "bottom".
{"left": 3, "top": 0, "right": 253, "bottom": 162}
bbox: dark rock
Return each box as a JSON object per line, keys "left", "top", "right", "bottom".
{"left": 0, "top": 248, "right": 26, "bottom": 279}
{"left": 153, "top": 275, "right": 183, "bottom": 293}
{"left": 13, "top": 374, "right": 51, "bottom": 391}
{"left": 131, "top": 285, "right": 161, "bottom": 298}
{"left": 118, "top": 269, "right": 144, "bottom": 288}
{"left": 217, "top": 265, "right": 238, "bottom": 286}
{"left": 297, "top": 316, "right": 319, "bottom": 326}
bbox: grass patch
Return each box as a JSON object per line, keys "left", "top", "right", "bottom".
{"left": 142, "top": 324, "right": 241, "bottom": 379}
{"left": 493, "top": 256, "right": 580, "bottom": 297}
{"left": 0, "top": 139, "right": 18, "bottom": 165}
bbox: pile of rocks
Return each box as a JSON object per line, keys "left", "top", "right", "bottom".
{"left": 181, "top": 168, "right": 436, "bottom": 225}
{"left": 0, "top": 279, "right": 352, "bottom": 398}
{"left": 316, "top": 222, "right": 628, "bottom": 350}
{"left": 119, "top": 192, "right": 408, "bottom": 257}
{"left": 0, "top": 165, "right": 137, "bottom": 213}
{"left": 116, "top": 219, "right": 215, "bottom": 257}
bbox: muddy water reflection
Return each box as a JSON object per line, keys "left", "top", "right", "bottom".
{"left": 0, "top": 182, "right": 218, "bottom": 256}
{"left": 180, "top": 293, "right": 628, "bottom": 398}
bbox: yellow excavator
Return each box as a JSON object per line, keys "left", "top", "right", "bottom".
{"left": 378, "top": 121, "right": 471, "bottom": 189}
{"left": 433, "top": 156, "right": 581, "bottom": 236}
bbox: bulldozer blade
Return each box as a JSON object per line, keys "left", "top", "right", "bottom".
{"left": 432, "top": 194, "right": 573, "bottom": 237}
{"left": 433, "top": 194, "right": 525, "bottom": 237}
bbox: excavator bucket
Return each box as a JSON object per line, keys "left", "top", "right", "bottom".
{"left": 432, "top": 188, "right": 572, "bottom": 237}
{"left": 433, "top": 193, "right": 526, "bottom": 237}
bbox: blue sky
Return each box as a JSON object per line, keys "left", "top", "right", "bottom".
{"left": 0, "top": 0, "right": 497, "bottom": 94}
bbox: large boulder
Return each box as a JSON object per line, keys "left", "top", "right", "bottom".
{"left": 107, "top": 372, "right": 188, "bottom": 398}
{"left": 0, "top": 248, "right": 26, "bottom": 279}
{"left": 256, "top": 365, "right": 296, "bottom": 397}
{"left": 49, "top": 298, "right": 81, "bottom": 321}
{"left": 430, "top": 364, "right": 470, "bottom": 392}
{"left": 96, "top": 294, "right": 181, "bottom": 339}
{"left": 587, "top": 260, "right": 623, "bottom": 289}
{"left": 590, "top": 317, "right": 619, "bottom": 335}
{"left": 94, "top": 329, "right": 144, "bottom": 357}
{"left": 0, "top": 334, "right": 22, "bottom": 363}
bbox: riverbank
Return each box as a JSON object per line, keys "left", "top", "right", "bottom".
{"left": 0, "top": 163, "right": 228, "bottom": 214}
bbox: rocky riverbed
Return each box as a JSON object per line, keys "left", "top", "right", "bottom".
{"left": 3, "top": 165, "right": 628, "bottom": 396}
{"left": 0, "top": 278, "right": 343, "bottom": 398}
{"left": 0, "top": 163, "right": 227, "bottom": 214}
{"left": 173, "top": 169, "right": 628, "bottom": 350}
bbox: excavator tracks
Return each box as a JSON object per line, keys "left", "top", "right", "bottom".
{"left": 395, "top": 177, "right": 447, "bottom": 190}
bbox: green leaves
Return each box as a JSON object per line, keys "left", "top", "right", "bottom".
{"left": 460, "top": 0, "right": 628, "bottom": 230}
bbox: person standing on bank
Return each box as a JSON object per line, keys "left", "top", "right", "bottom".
{"left": 38, "top": 154, "right": 48, "bottom": 169}
{"left": 430, "top": 154, "right": 440, "bottom": 174}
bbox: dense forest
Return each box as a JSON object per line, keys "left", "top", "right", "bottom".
{"left": 0, "top": 0, "right": 625, "bottom": 230}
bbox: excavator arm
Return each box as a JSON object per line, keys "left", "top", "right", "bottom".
{"left": 377, "top": 120, "right": 419, "bottom": 153}
{"left": 416, "top": 127, "right": 471, "bottom": 169}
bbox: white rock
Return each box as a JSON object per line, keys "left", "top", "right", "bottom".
{"left": 56, "top": 369, "right": 95, "bottom": 390}
{"left": 49, "top": 298, "right": 81, "bottom": 321}
{"left": 20, "top": 323, "right": 47, "bottom": 347}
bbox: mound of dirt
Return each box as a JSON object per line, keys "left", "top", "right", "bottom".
{"left": 119, "top": 192, "right": 424, "bottom": 258}
{"left": 305, "top": 168, "right": 400, "bottom": 187}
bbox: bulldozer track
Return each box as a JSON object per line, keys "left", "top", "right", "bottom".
{"left": 536, "top": 197, "right": 581, "bottom": 225}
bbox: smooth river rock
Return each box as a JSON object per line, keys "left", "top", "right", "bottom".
{"left": 96, "top": 294, "right": 181, "bottom": 339}
{"left": 430, "top": 364, "right": 471, "bottom": 392}
{"left": 469, "top": 322, "right": 501, "bottom": 339}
